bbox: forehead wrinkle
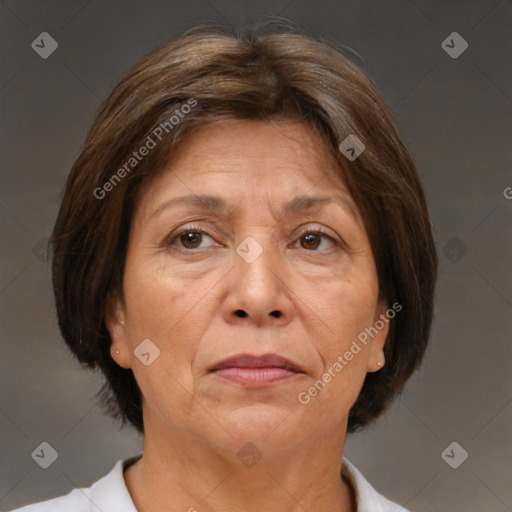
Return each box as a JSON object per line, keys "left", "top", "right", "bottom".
{"left": 149, "top": 193, "right": 361, "bottom": 228}
{"left": 143, "top": 120, "right": 354, "bottom": 225}
{"left": 182, "top": 119, "right": 334, "bottom": 177}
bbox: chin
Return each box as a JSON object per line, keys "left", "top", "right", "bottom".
{"left": 212, "top": 403, "right": 304, "bottom": 451}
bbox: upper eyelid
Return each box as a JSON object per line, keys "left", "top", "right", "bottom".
{"left": 171, "top": 223, "right": 336, "bottom": 238}
{"left": 168, "top": 223, "right": 339, "bottom": 248}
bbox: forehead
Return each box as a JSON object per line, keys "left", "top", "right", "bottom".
{"left": 171, "top": 119, "right": 335, "bottom": 168}
{"left": 136, "top": 119, "right": 352, "bottom": 216}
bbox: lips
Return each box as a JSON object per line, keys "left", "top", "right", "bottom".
{"left": 210, "top": 353, "right": 303, "bottom": 373}
{"left": 209, "top": 353, "right": 304, "bottom": 387}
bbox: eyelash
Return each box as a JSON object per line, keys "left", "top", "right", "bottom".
{"left": 165, "top": 224, "right": 340, "bottom": 253}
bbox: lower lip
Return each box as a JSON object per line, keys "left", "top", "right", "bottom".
{"left": 212, "top": 367, "right": 300, "bottom": 387}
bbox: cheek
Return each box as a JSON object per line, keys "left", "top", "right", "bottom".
{"left": 121, "top": 257, "right": 224, "bottom": 387}
{"left": 122, "top": 256, "right": 203, "bottom": 338}
{"left": 296, "top": 269, "right": 377, "bottom": 407}
{"left": 303, "top": 269, "right": 378, "bottom": 348}
{"left": 120, "top": 261, "right": 209, "bottom": 422}
{"left": 297, "top": 287, "right": 374, "bottom": 418}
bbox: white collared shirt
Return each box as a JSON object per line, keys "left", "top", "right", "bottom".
{"left": 10, "top": 454, "right": 410, "bottom": 512}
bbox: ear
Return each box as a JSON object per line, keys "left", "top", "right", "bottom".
{"left": 366, "top": 300, "right": 390, "bottom": 373}
{"left": 104, "top": 292, "right": 132, "bottom": 369}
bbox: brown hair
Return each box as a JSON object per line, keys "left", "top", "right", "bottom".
{"left": 50, "top": 17, "right": 438, "bottom": 433}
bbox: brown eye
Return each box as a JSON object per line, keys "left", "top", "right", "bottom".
{"left": 165, "top": 225, "right": 218, "bottom": 251}
{"left": 295, "top": 229, "right": 337, "bottom": 251}
{"left": 300, "top": 233, "right": 322, "bottom": 250}
{"left": 179, "top": 231, "right": 203, "bottom": 249}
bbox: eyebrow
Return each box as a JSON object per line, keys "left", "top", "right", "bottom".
{"left": 150, "top": 194, "right": 360, "bottom": 225}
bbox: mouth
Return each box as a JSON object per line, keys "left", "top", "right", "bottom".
{"left": 209, "top": 353, "right": 304, "bottom": 388}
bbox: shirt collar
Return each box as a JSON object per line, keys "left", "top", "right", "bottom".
{"left": 342, "top": 457, "right": 408, "bottom": 512}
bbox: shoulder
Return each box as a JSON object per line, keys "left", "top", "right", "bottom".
{"left": 8, "top": 455, "right": 141, "bottom": 512}
{"left": 342, "top": 457, "right": 410, "bottom": 512}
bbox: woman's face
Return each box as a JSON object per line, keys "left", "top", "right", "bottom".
{"left": 107, "top": 119, "right": 388, "bottom": 457}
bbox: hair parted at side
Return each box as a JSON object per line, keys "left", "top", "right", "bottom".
{"left": 50, "top": 16, "right": 438, "bottom": 434}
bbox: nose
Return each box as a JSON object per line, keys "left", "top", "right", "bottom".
{"left": 221, "top": 237, "right": 294, "bottom": 327}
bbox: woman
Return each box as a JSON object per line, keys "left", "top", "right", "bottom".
{"left": 13, "top": 18, "right": 438, "bottom": 512}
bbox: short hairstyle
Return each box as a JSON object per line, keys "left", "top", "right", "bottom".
{"left": 50, "top": 18, "right": 438, "bottom": 434}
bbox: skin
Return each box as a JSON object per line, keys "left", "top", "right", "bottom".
{"left": 106, "top": 119, "right": 389, "bottom": 512}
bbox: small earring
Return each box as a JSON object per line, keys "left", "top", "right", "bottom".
{"left": 115, "top": 350, "right": 120, "bottom": 354}
{"left": 377, "top": 361, "right": 382, "bottom": 366}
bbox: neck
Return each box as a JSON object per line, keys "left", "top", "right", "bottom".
{"left": 124, "top": 421, "right": 356, "bottom": 512}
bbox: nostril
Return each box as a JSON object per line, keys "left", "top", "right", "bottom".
{"left": 234, "top": 310, "right": 281, "bottom": 318}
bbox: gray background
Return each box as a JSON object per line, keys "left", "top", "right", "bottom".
{"left": 1, "top": 1, "right": 511, "bottom": 510}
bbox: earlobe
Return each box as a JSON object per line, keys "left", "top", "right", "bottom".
{"left": 367, "top": 300, "right": 390, "bottom": 373}
{"left": 373, "top": 354, "right": 385, "bottom": 371}
{"left": 367, "top": 352, "right": 386, "bottom": 373}
{"left": 109, "top": 343, "right": 132, "bottom": 369}
{"left": 105, "top": 294, "right": 132, "bottom": 369}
